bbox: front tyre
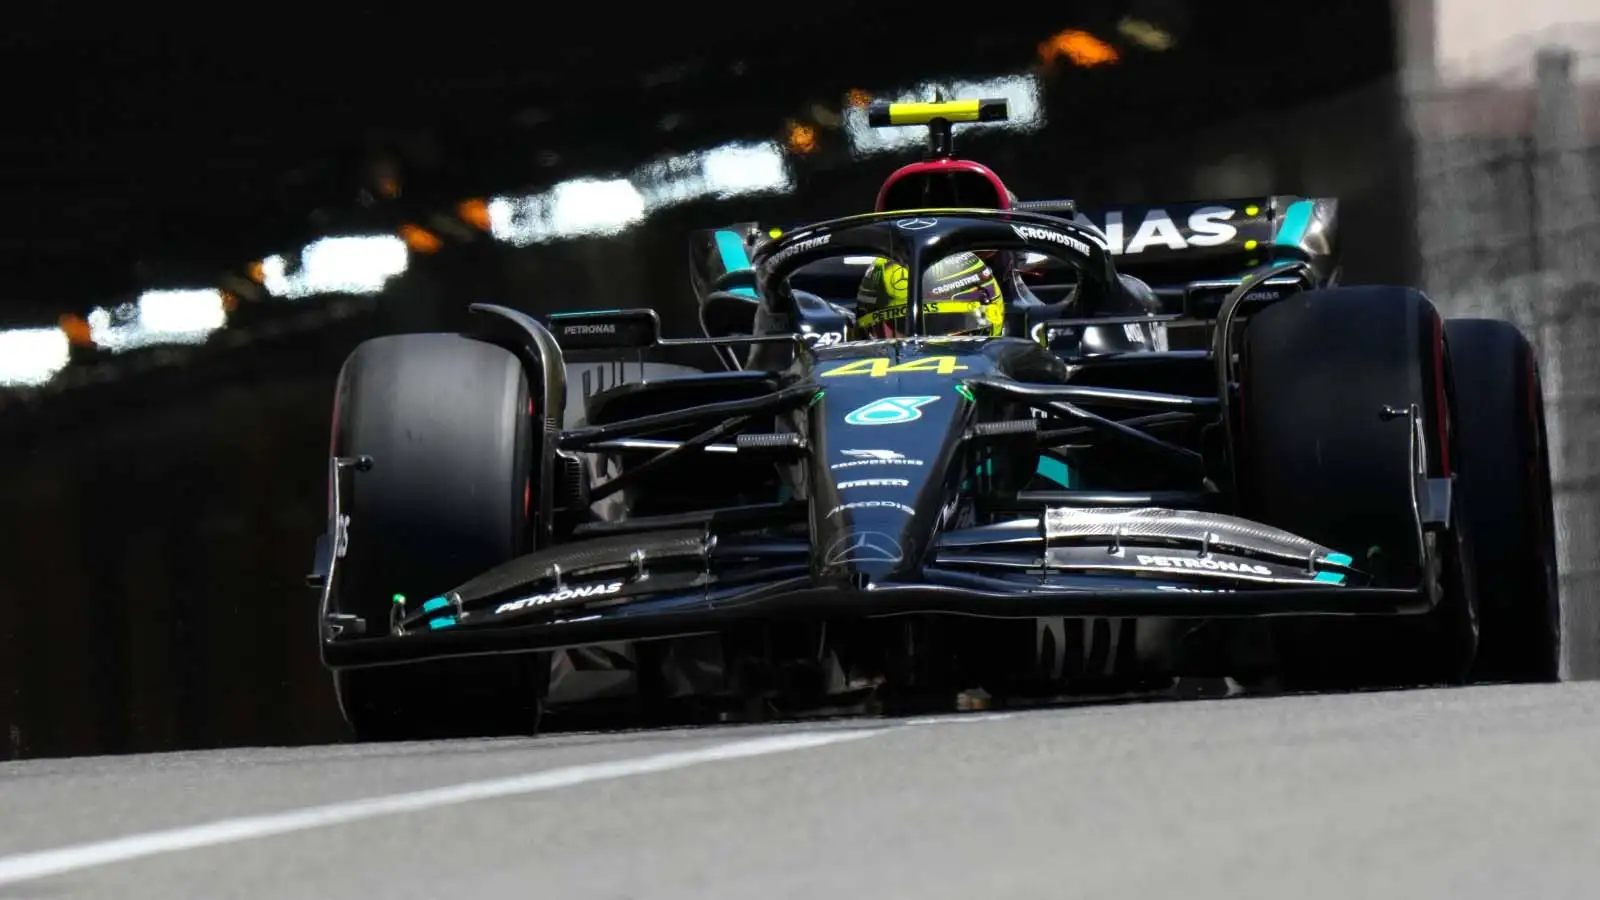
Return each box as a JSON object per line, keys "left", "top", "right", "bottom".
{"left": 1238, "top": 286, "right": 1478, "bottom": 688}
{"left": 327, "top": 333, "right": 550, "bottom": 740}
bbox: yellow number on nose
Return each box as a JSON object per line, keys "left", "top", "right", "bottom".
{"left": 888, "top": 356, "right": 969, "bottom": 375}
{"left": 819, "top": 359, "right": 891, "bottom": 378}
{"left": 820, "top": 356, "right": 970, "bottom": 378}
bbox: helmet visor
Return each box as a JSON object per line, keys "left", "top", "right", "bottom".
{"left": 856, "top": 300, "right": 997, "bottom": 339}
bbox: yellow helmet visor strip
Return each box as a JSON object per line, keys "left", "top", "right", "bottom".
{"left": 856, "top": 299, "right": 1001, "bottom": 332}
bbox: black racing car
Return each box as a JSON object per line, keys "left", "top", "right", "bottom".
{"left": 308, "top": 100, "right": 1560, "bottom": 741}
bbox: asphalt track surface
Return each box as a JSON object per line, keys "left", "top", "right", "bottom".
{"left": 3, "top": 683, "right": 1599, "bottom": 899}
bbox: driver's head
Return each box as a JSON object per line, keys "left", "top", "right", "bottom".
{"left": 853, "top": 252, "right": 1004, "bottom": 339}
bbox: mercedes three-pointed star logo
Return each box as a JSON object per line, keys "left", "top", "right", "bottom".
{"left": 895, "top": 217, "right": 938, "bottom": 231}
{"left": 825, "top": 531, "right": 905, "bottom": 565}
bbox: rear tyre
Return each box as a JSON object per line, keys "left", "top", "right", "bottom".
{"left": 1445, "top": 318, "right": 1561, "bottom": 682}
{"left": 1238, "top": 286, "right": 1478, "bottom": 688}
{"left": 328, "top": 333, "right": 551, "bottom": 741}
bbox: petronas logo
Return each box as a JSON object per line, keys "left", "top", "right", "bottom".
{"left": 844, "top": 396, "right": 939, "bottom": 426}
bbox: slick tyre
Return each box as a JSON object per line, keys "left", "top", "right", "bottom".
{"left": 328, "top": 333, "right": 551, "bottom": 741}
{"left": 1238, "top": 286, "right": 1478, "bottom": 688}
{"left": 1445, "top": 318, "right": 1561, "bottom": 682}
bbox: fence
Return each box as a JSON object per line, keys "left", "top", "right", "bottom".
{"left": 1408, "top": 38, "right": 1600, "bottom": 677}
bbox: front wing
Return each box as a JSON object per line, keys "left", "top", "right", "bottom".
{"left": 318, "top": 511, "right": 1431, "bottom": 671}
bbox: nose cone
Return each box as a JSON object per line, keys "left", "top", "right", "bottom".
{"left": 808, "top": 383, "right": 970, "bottom": 583}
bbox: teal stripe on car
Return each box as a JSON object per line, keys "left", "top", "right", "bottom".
{"left": 967, "top": 457, "right": 1073, "bottom": 488}
{"left": 1274, "top": 199, "right": 1315, "bottom": 248}
{"left": 422, "top": 596, "right": 450, "bottom": 613}
{"left": 1036, "top": 456, "right": 1073, "bottom": 487}
{"left": 714, "top": 230, "right": 758, "bottom": 296}
{"left": 715, "top": 230, "right": 751, "bottom": 271}
{"left": 1313, "top": 571, "right": 1346, "bottom": 584}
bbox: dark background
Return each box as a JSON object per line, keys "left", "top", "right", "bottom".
{"left": 0, "top": 0, "right": 1415, "bottom": 759}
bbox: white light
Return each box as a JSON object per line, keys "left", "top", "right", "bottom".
{"left": 549, "top": 179, "right": 647, "bottom": 236}
{"left": 0, "top": 327, "right": 70, "bottom": 388}
{"left": 489, "top": 179, "right": 647, "bottom": 247}
{"left": 490, "top": 143, "right": 792, "bottom": 247}
{"left": 139, "top": 289, "right": 228, "bottom": 336}
{"left": 637, "top": 140, "right": 791, "bottom": 206}
{"left": 701, "top": 142, "right": 792, "bottom": 199}
{"left": 487, "top": 194, "right": 550, "bottom": 247}
{"left": 635, "top": 153, "right": 707, "bottom": 208}
{"left": 262, "top": 235, "right": 410, "bottom": 299}
{"left": 88, "top": 289, "right": 229, "bottom": 353}
{"left": 844, "top": 74, "right": 1046, "bottom": 156}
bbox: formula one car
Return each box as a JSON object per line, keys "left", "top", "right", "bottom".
{"left": 309, "top": 99, "right": 1560, "bottom": 740}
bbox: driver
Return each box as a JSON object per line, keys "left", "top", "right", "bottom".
{"left": 852, "top": 252, "right": 1006, "bottom": 339}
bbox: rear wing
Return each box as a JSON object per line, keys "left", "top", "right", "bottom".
{"left": 689, "top": 195, "right": 1339, "bottom": 320}
{"left": 1021, "top": 196, "right": 1339, "bottom": 316}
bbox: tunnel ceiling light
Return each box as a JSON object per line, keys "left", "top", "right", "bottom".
{"left": 487, "top": 179, "right": 647, "bottom": 248}
{"left": 0, "top": 327, "right": 70, "bottom": 388}
{"left": 636, "top": 141, "right": 792, "bottom": 208}
{"left": 399, "top": 224, "right": 442, "bottom": 254}
{"left": 262, "top": 236, "right": 410, "bottom": 300}
{"left": 1038, "top": 29, "right": 1121, "bottom": 67}
{"left": 457, "top": 199, "right": 492, "bottom": 232}
{"left": 701, "top": 142, "right": 792, "bottom": 198}
{"left": 787, "top": 122, "right": 819, "bottom": 154}
{"left": 58, "top": 313, "right": 93, "bottom": 347}
{"left": 489, "top": 141, "right": 793, "bottom": 247}
{"left": 87, "top": 289, "right": 229, "bottom": 353}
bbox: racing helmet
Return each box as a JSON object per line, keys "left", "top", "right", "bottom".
{"left": 853, "top": 252, "right": 1005, "bottom": 339}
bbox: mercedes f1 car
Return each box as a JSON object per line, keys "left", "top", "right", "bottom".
{"left": 309, "top": 98, "right": 1560, "bottom": 740}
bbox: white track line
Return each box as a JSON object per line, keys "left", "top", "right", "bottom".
{"left": 0, "top": 728, "right": 886, "bottom": 887}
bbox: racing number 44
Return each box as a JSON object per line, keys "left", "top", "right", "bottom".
{"left": 821, "top": 356, "right": 969, "bottom": 378}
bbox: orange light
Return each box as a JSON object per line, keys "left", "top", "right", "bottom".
{"left": 220, "top": 290, "right": 239, "bottom": 312}
{"left": 787, "top": 121, "right": 818, "bottom": 154}
{"left": 246, "top": 261, "right": 266, "bottom": 284}
{"left": 457, "top": 198, "right": 492, "bottom": 232}
{"left": 378, "top": 176, "right": 402, "bottom": 199}
{"left": 399, "top": 224, "right": 442, "bottom": 254}
{"left": 57, "top": 313, "right": 92, "bottom": 347}
{"left": 1038, "top": 29, "right": 1120, "bottom": 67}
{"left": 846, "top": 89, "right": 872, "bottom": 109}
